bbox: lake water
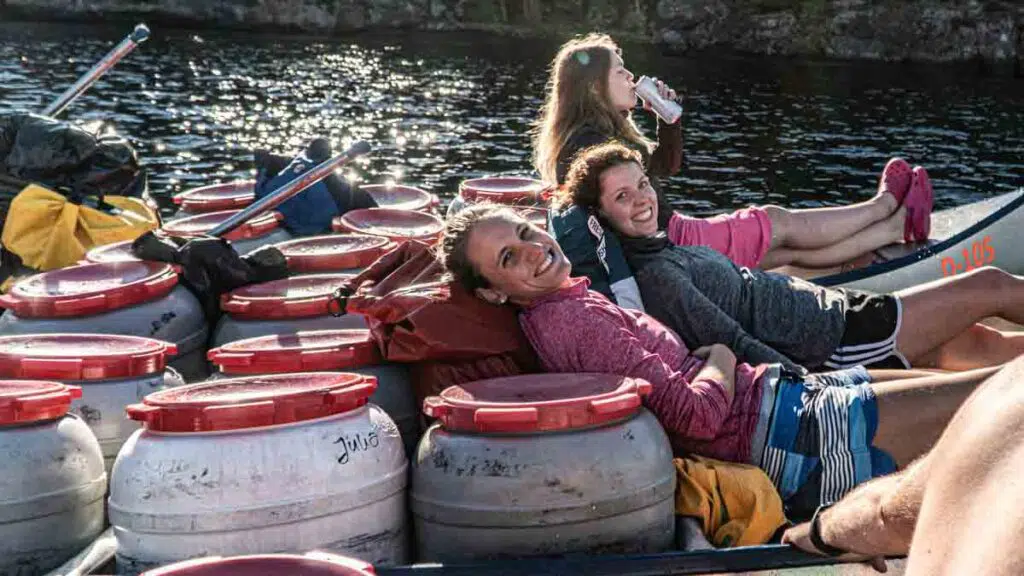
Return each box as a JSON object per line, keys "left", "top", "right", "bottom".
{"left": 0, "top": 21, "right": 1021, "bottom": 216}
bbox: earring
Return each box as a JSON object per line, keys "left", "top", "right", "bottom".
{"left": 498, "top": 295, "right": 508, "bottom": 304}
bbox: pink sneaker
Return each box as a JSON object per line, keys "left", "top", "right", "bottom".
{"left": 904, "top": 166, "right": 934, "bottom": 242}
{"left": 879, "top": 157, "right": 912, "bottom": 205}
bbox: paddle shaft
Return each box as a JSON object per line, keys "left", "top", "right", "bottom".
{"left": 207, "top": 140, "right": 372, "bottom": 238}
{"left": 42, "top": 24, "right": 150, "bottom": 117}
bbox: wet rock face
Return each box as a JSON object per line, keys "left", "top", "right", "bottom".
{"left": 655, "top": 0, "right": 1023, "bottom": 64}
{"left": 2, "top": 0, "right": 1022, "bottom": 65}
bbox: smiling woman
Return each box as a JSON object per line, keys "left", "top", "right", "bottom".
{"left": 439, "top": 203, "right": 571, "bottom": 306}
{"left": 435, "top": 203, "right": 1009, "bottom": 521}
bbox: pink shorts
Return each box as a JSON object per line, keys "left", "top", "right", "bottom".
{"left": 666, "top": 207, "right": 773, "bottom": 269}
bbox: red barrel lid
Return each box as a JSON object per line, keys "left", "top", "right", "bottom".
{"left": 423, "top": 373, "right": 652, "bottom": 433}
{"left": 0, "top": 334, "right": 176, "bottom": 380}
{"left": 172, "top": 181, "right": 256, "bottom": 213}
{"left": 126, "top": 372, "right": 377, "bottom": 432}
{"left": 208, "top": 329, "right": 382, "bottom": 374}
{"left": 275, "top": 234, "right": 393, "bottom": 273}
{"left": 361, "top": 183, "right": 433, "bottom": 212}
{"left": 220, "top": 273, "right": 352, "bottom": 319}
{"left": 331, "top": 208, "right": 444, "bottom": 244}
{"left": 142, "top": 553, "right": 376, "bottom": 576}
{"left": 459, "top": 176, "right": 547, "bottom": 205}
{"left": 0, "top": 380, "right": 82, "bottom": 426}
{"left": 84, "top": 239, "right": 139, "bottom": 264}
{"left": 162, "top": 209, "right": 282, "bottom": 242}
{"left": 0, "top": 261, "right": 179, "bottom": 318}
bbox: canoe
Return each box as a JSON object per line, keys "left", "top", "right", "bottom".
{"left": 777, "top": 188, "right": 1024, "bottom": 292}
{"left": 55, "top": 193, "right": 1024, "bottom": 576}
{"left": 52, "top": 528, "right": 906, "bottom": 576}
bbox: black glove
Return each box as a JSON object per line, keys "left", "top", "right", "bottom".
{"left": 131, "top": 232, "right": 289, "bottom": 323}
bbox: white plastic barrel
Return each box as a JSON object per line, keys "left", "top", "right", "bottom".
{"left": 0, "top": 333, "right": 185, "bottom": 471}
{"left": 361, "top": 183, "right": 437, "bottom": 213}
{"left": 273, "top": 234, "right": 393, "bottom": 275}
{"left": 167, "top": 181, "right": 255, "bottom": 222}
{"left": 413, "top": 373, "right": 676, "bottom": 561}
{"left": 0, "top": 262, "right": 209, "bottom": 382}
{"left": 0, "top": 380, "right": 106, "bottom": 575}
{"left": 161, "top": 209, "right": 292, "bottom": 255}
{"left": 212, "top": 274, "right": 365, "bottom": 347}
{"left": 332, "top": 208, "right": 444, "bottom": 245}
{"left": 207, "top": 329, "right": 419, "bottom": 454}
{"left": 445, "top": 176, "right": 547, "bottom": 218}
{"left": 109, "top": 372, "right": 409, "bottom": 573}
{"left": 140, "top": 552, "right": 376, "bottom": 576}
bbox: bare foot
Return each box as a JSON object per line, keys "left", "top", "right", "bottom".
{"left": 870, "top": 190, "right": 900, "bottom": 217}
{"left": 889, "top": 205, "right": 908, "bottom": 243}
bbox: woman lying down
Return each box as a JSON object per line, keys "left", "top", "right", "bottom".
{"left": 438, "top": 203, "right": 1001, "bottom": 518}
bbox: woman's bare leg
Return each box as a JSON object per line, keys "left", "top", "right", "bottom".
{"left": 895, "top": 267, "right": 1024, "bottom": 365}
{"left": 869, "top": 366, "right": 1001, "bottom": 467}
{"left": 760, "top": 207, "right": 905, "bottom": 269}
{"left": 912, "top": 324, "right": 1024, "bottom": 371}
{"left": 867, "top": 368, "right": 952, "bottom": 382}
{"left": 763, "top": 196, "right": 896, "bottom": 251}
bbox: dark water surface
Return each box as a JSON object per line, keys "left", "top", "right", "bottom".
{"left": 0, "top": 21, "right": 1021, "bottom": 215}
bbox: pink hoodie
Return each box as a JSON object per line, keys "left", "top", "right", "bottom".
{"left": 519, "top": 277, "right": 770, "bottom": 463}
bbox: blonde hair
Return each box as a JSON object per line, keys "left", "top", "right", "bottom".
{"left": 531, "top": 33, "right": 653, "bottom": 185}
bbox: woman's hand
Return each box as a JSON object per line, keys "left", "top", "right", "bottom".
{"left": 692, "top": 344, "right": 737, "bottom": 403}
{"left": 782, "top": 521, "right": 888, "bottom": 573}
{"left": 691, "top": 343, "right": 736, "bottom": 365}
{"left": 640, "top": 77, "right": 678, "bottom": 113}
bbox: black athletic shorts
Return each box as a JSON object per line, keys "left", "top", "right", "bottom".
{"left": 823, "top": 290, "right": 910, "bottom": 370}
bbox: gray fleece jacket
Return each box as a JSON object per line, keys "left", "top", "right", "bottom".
{"left": 620, "top": 234, "right": 848, "bottom": 372}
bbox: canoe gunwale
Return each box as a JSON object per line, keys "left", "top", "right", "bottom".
{"left": 375, "top": 544, "right": 903, "bottom": 575}
{"left": 815, "top": 189, "right": 1024, "bottom": 288}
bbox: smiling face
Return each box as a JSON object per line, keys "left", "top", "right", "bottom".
{"left": 464, "top": 212, "right": 572, "bottom": 306}
{"left": 605, "top": 50, "right": 637, "bottom": 113}
{"left": 597, "top": 161, "right": 660, "bottom": 238}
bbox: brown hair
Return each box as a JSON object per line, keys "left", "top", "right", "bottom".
{"left": 531, "top": 33, "right": 652, "bottom": 185}
{"left": 439, "top": 203, "right": 520, "bottom": 292}
{"left": 554, "top": 142, "right": 644, "bottom": 212}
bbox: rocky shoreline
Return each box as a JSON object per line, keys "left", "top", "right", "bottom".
{"left": 2, "top": 0, "right": 1021, "bottom": 70}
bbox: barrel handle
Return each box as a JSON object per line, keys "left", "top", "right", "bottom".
{"left": 0, "top": 293, "right": 19, "bottom": 309}
{"left": 473, "top": 407, "right": 539, "bottom": 430}
{"left": 54, "top": 293, "right": 107, "bottom": 315}
{"left": 202, "top": 400, "right": 277, "bottom": 428}
{"left": 588, "top": 393, "right": 642, "bottom": 416}
{"left": 632, "top": 378, "right": 653, "bottom": 396}
{"left": 220, "top": 299, "right": 251, "bottom": 313}
{"left": 125, "top": 403, "right": 161, "bottom": 423}
{"left": 19, "top": 357, "right": 84, "bottom": 378}
{"left": 206, "top": 350, "right": 254, "bottom": 365}
{"left": 16, "top": 389, "right": 81, "bottom": 412}
{"left": 422, "top": 397, "right": 449, "bottom": 419}
{"left": 326, "top": 380, "right": 377, "bottom": 406}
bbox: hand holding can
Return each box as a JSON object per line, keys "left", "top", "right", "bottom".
{"left": 635, "top": 76, "right": 682, "bottom": 124}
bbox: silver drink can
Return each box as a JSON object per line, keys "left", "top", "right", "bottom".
{"left": 634, "top": 76, "right": 682, "bottom": 124}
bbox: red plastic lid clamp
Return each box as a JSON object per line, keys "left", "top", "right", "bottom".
{"left": 126, "top": 373, "right": 378, "bottom": 432}
{"left": 0, "top": 381, "right": 82, "bottom": 425}
{"left": 423, "top": 374, "right": 652, "bottom": 434}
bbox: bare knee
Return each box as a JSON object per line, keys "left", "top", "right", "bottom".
{"left": 761, "top": 205, "right": 791, "bottom": 245}
{"left": 761, "top": 205, "right": 790, "bottom": 224}
{"left": 967, "top": 266, "right": 1017, "bottom": 293}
